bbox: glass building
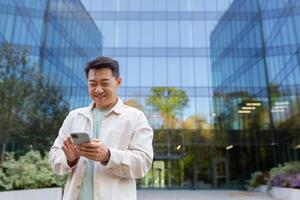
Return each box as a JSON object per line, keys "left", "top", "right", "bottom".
{"left": 0, "top": 0, "right": 102, "bottom": 109}
{"left": 211, "top": 0, "right": 300, "bottom": 188}
{"left": 2, "top": 0, "right": 300, "bottom": 190}
{"left": 80, "top": 0, "right": 235, "bottom": 189}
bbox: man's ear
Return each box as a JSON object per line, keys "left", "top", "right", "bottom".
{"left": 116, "top": 77, "right": 122, "bottom": 86}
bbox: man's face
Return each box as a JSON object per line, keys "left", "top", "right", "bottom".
{"left": 88, "top": 68, "right": 121, "bottom": 109}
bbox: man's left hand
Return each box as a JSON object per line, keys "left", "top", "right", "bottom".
{"left": 76, "top": 139, "right": 110, "bottom": 162}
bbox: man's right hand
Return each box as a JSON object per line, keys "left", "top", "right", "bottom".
{"left": 62, "top": 136, "right": 80, "bottom": 167}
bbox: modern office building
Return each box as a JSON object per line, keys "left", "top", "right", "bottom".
{"left": 3, "top": 0, "right": 299, "bottom": 190}
{"left": 81, "top": 0, "right": 235, "bottom": 189}
{"left": 211, "top": 0, "right": 300, "bottom": 188}
{"left": 0, "top": 0, "right": 102, "bottom": 108}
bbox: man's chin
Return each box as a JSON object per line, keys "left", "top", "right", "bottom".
{"left": 94, "top": 97, "right": 105, "bottom": 102}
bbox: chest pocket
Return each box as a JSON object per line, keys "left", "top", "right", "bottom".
{"left": 69, "top": 116, "right": 92, "bottom": 136}
{"left": 100, "top": 114, "right": 135, "bottom": 150}
{"left": 101, "top": 126, "right": 133, "bottom": 150}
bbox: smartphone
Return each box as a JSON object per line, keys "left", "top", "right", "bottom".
{"left": 70, "top": 131, "right": 91, "bottom": 145}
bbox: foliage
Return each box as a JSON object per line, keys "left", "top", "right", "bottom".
{"left": 268, "top": 161, "right": 300, "bottom": 188}
{"left": 0, "top": 44, "right": 36, "bottom": 159}
{"left": 214, "top": 89, "right": 271, "bottom": 131}
{"left": 289, "top": 173, "right": 300, "bottom": 188}
{"left": 182, "top": 114, "right": 212, "bottom": 130}
{"left": 0, "top": 43, "right": 69, "bottom": 159}
{"left": 248, "top": 161, "right": 300, "bottom": 189}
{"left": 146, "top": 87, "right": 188, "bottom": 128}
{"left": 248, "top": 171, "right": 269, "bottom": 188}
{"left": 18, "top": 79, "right": 69, "bottom": 154}
{"left": 124, "top": 99, "right": 144, "bottom": 111}
{"left": 0, "top": 150, "right": 66, "bottom": 191}
{"left": 269, "top": 161, "right": 300, "bottom": 176}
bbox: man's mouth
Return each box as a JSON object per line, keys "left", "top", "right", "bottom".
{"left": 95, "top": 95, "right": 106, "bottom": 99}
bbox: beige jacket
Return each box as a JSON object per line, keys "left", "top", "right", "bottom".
{"left": 49, "top": 98, "right": 153, "bottom": 200}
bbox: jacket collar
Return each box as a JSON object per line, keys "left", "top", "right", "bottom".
{"left": 78, "top": 96, "right": 123, "bottom": 118}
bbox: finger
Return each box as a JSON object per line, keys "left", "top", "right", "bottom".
{"left": 68, "top": 144, "right": 79, "bottom": 154}
{"left": 68, "top": 137, "right": 79, "bottom": 150}
{"left": 79, "top": 145, "right": 98, "bottom": 152}
{"left": 67, "top": 136, "right": 74, "bottom": 145}
{"left": 75, "top": 147, "right": 82, "bottom": 155}
{"left": 63, "top": 139, "right": 69, "bottom": 147}
{"left": 64, "top": 137, "right": 73, "bottom": 149}
{"left": 80, "top": 151, "right": 97, "bottom": 158}
{"left": 80, "top": 141, "right": 100, "bottom": 148}
{"left": 92, "top": 139, "right": 100, "bottom": 143}
{"left": 62, "top": 145, "right": 70, "bottom": 156}
{"left": 63, "top": 141, "right": 77, "bottom": 151}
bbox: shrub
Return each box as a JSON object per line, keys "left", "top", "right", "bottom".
{"left": 269, "top": 173, "right": 290, "bottom": 187}
{"left": 249, "top": 171, "right": 269, "bottom": 188}
{"left": 248, "top": 161, "right": 300, "bottom": 189}
{"left": 0, "top": 150, "right": 66, "bottom": 191}
{"left": 268, "top": 161, "right": 300, "bottom": 189}
{"left": 290, "top": 173, "right": 300, "bottom": 188}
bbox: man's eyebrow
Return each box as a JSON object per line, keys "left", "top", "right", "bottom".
{"left": 101, "top": 78, "right": 110, "bottom": 82}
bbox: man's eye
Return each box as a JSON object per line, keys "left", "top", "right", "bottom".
{"left": 89, "top": 83, "right": 97, "bottom": 87}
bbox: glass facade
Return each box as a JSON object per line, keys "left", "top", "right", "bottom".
{"left": 81, "top": 0, "right": 236, "bottom": 189}
{"left": 0, "top": 0, "right": 102, "bottom": 109}
{"left": 2, "top": 0, "right": 300, "bottom": 190}
{"left": 211, "top": 0, "right": 300, "bottom": 188}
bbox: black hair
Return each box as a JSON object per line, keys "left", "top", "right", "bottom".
{"left": 85, "top": 56, "right": 120, "bottom": 78}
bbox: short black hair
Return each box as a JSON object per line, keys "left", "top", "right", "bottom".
{"left": 85, "top": 56, "right": 120, "bottom": 78}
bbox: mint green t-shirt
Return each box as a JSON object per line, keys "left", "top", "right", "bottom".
{"left": 77, "top": 108, "right": 108, "bottom": 200}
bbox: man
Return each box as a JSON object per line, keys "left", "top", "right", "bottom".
{"left": 49, "top": 56, "right": 153, "bottom": 200}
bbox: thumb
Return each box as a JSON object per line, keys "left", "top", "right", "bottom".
{"left": 92, "top": 138, "right": 101, "bottom": 143}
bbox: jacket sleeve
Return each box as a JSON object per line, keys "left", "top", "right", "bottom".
{"left": 105, "top": 112, "right": 154, "bottom": 179}
{"left": 49, "top": 113, "right": 74, "bottom": 175}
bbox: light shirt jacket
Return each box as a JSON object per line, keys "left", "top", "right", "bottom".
{"left": 49, "top": 97, "right": 154, "bottom": 200}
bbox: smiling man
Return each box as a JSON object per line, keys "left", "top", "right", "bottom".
{"left": 49, "top": 56, "right": 153, "bottom": 200}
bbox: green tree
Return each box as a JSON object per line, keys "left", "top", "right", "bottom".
{"left": 146, "top": 87, "right": 189, "bottom": 128}
{"left": 19, "top": 78, "right": 69, "bottom": 154}
{"left": 0, "top": 44, "right": 35, "bottom": 161}
{"left": 0, "top": 44, "right": 69, "bottom": 160}
{"left": 181, "top": 115, "right": 213, "bottom": 188}
{"left": 124, "top": 99, "right": 144, "bottom": 111}
{"left": 182, "top": 114, "right": 212, "bottom": 130}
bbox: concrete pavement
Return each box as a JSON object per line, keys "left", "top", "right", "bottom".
{"left": 137, "top": 190, "right": 279, "bottom": 200}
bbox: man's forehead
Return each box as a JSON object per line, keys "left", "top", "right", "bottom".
{"left": 89, "top": 68, "right": 112, "bottom": 74}
{"left": 88, "top": 69, "right": 113, "bottom": 77}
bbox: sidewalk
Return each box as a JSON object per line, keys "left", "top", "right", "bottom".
{"left": 137, "top": 190, "right": 279, "bottom": 200}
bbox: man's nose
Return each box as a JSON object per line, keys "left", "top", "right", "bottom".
{"left": 95, "top": 85, "right": 103, "bottom": 93}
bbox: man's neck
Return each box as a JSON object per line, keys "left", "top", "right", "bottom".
{"left": 94, "top": 97, "right": 118, "bottom": 110}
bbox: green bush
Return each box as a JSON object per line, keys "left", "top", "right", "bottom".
{"left": 249, "top": 171, "right": 269, "bottom": 188}
{"left": 248, "top": 161, "right": 300, "bottom": 189}
{"left": 0, "top": 150, "right": 66, "bottom": 191}
{"left": 268, "top": 161, "right": 300, "bottom": 188}
{"left": 269, "top": 161, "right": 300, "bottom": 177}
